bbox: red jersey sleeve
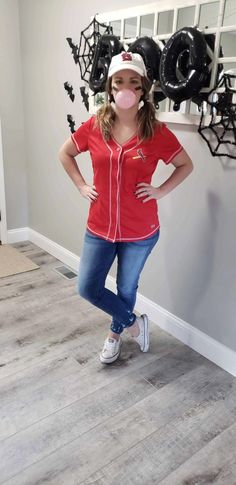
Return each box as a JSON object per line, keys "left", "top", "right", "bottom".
{"left": 158, "top": 123, "right": 183, "bottom": 164}
{"left": 71, "top": 116, "right": 94, "bottom": 153}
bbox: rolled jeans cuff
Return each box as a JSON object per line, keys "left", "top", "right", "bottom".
{"left": 110, "top": 313, "right": 136, "bottom": 335}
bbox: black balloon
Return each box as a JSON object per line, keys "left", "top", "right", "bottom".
{"left": 153, "top": 91, "right": 166, "bottom": 109}
{"left": 176, "top": 49, "right": 189, "bottom": 80}
{"left": 159, "top": 27, "right": 209, "bottom": 108}
{"left": 128, "top": 36, "right": 162, "bottom": 82}
{"left": 89, "top": 35, "right": 123, "bottom": 93}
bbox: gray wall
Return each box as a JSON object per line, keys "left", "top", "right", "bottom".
{"left": 0, "top": 0, "right": 28, "bottom": 230}
{"left": 3, "top": 0, "right": 236, "bottom": 351}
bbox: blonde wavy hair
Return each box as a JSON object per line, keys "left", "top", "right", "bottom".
{"left": 95, "top": 76, "right": 161, "bottom": 141}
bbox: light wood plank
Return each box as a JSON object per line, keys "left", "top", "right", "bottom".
{"left": 0, "top": 341, "right": 190, "bottom": 441}
{"left": 159, "top": 422, "right": 236, "bottom": 485}
{"left": 2, "top": 364, "right": 234, "bottom": 485}
{"left": 0, "top": 369, "right": 156, "bottom": 482}
{"left": 0, "top": 354, "right": 82, "bottom": 405}
{"left": 83, "top": 371, "right": 236, "bottom": 484}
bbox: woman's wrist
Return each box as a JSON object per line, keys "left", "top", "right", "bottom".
{"left": 77, "top": 181, "right": 87, "bottom": 191}
{"left": 155, "top": 186, "right": 165, "bottom": 199}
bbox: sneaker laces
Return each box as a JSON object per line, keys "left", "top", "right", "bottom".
{"left": 104, "top": 338, "right": 119, "bottom": 352}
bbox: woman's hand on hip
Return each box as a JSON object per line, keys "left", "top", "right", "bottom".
{"left": 79, "top": 184, "right": 98, "bottom": 202}
{"left": 135, "top": 183, "right": 162, "bottom": 203}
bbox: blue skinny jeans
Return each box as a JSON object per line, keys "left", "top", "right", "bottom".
{"left": 78, "top": 229, "right": 160, "bottom": 334}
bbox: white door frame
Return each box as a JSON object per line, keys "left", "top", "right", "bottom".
{"left": 0, "top": 117, "right": 7, "bottom": 244}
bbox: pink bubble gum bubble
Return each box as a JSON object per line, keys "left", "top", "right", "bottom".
{"left": 115, "top": 89, "right": 136, "bottom": 109}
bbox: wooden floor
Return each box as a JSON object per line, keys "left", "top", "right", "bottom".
{"left": 0, "top": 241, "right": 236, "bottom": 485}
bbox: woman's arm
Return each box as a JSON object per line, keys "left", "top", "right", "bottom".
{"left": 58, "top": 137, "right": 98, "bottom": 202}
{"left": 135, "top": 149, "right": 193, "bottom": 203}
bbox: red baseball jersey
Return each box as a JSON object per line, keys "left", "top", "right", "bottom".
{"left": 71, "top": 116, "right": 183, "bottom": 242}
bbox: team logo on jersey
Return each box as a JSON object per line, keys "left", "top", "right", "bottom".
{"left": 132, "top": 149, "right": 147, "bottom": 161}
{"left": 137, "top": 149, "right": 147, "bottom": 161}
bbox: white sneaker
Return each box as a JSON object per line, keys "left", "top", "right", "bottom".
{"left": 100, "top": 337, "right": 122, "bottom": 364}
{"left": 134, "top": 314, "right": 149, "bottom": 352}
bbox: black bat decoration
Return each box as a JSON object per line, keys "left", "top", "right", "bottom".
{"left": 67, "top": 114, "right": 76, "bottom": 133}
{"left": 64, "top": 82, "right": 75, "bottom": 102}
{"left": 80, "top": 86, "right": 89, "bottom": 111}
{"left": 66, "top": 37, "right": 79, "bottom": 64}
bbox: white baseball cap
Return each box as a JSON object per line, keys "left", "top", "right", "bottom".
{"left": 108, "top": 52, "right": 147, "bottom": 78}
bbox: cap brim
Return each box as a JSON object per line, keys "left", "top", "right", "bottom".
{"left": 108, "top": 64, "right": 146, "bottom": 78}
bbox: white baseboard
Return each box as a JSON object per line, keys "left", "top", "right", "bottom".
{"left": 7, "top": 227, "right": 236, "bottom": 377}
{"left": 28, "top": 229, "right": 80, "bottom": 271}
{"left": 7, "top": 227, "right": 29, "bottom": 243}
{"left": 6, "top": 227, "right": 80, "bottom": 270}
{"left": 136, "top": 293, "right": 236, "bottom": 377}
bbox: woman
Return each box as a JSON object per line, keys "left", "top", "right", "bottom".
{"left": 59, "top": 52, "right": 193, "bottom": 364}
